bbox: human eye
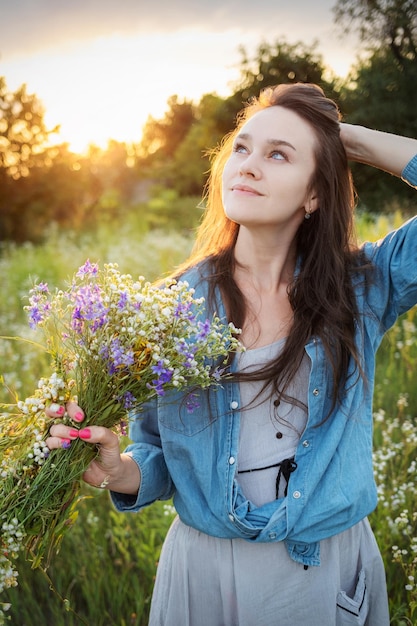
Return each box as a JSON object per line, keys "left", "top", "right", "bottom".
{"left": 270, "top": 150, "right": 287, "bottom": 161}
{"left": 233, "top": 141, "right": 248, "bottom": 154}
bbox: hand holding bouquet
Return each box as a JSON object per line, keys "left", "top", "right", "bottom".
{"left": 0, "top": 260, "right": 241, "bottom": 618}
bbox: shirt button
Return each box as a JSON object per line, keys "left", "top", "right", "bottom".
{"left": 312, "top": 388, "right": 320, "bottom": 396}
{"left": 269, "top": 532, "right": 277, "bottom": 540}
{"left": 229, "top": 457, "right": 236, "bottom": 465}
{"left": 302, "top": 440, "right": 310, "bottom": 448}
{"left": 293, "top": 490, "right": 301, "bottom": 499}
{"left": 230, "top": 400, "right": 239, "bottom": 410}
{"left": 229, "top": 514, "right": 235, "bottom": 522}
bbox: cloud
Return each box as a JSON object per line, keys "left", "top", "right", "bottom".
{"left": 0, "top": 0, "right": 337, "bottom": 60}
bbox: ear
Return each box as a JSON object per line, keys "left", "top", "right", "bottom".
{"left": 305, "top": 193, "right": 319, "bottom": 215}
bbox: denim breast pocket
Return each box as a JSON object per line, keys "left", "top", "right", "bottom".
{"left": 158, "top": 387, "right": 221, "bottom": 437}
{"left": 336, "top": 569, "right": 369, "bottom": 626}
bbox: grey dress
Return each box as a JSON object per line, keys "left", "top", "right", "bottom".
{"left": 149, "top": 342, "right": 390, "bottom": 626}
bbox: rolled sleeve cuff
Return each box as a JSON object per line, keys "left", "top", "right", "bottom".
{"left": 110, "top": 443, "right": 174, "bottom": 512}
{"left": 402, "top": 154, "right": 417, "bottom": 188}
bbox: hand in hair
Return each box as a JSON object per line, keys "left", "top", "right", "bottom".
{"left": 340, "top": 122, "right": 417, "bottom": 177}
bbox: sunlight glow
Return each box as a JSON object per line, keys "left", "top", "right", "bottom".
{"left": 3, "top": 30, "right": 247, "bottom": 153}
{"left": 2, "top": 27, "right": 356, "bottom": 154}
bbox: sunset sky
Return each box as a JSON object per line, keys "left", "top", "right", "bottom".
{"left": 0, "top": 0, "right": 361, "bottom": 152}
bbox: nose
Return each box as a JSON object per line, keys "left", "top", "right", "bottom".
{"left": 239, "top": 152, "right": 261, "bottom": 178}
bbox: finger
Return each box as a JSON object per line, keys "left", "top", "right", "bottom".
{"left": 77, "top": 426, "right": 120, "bottom": 449}
{"left": 47, "top": 424, "right": 118, "bottom": 449}
{"left": 46, "top": 424, "right": 81, "bottom": 450}
{"left": 45, "top": 435, "right": 73, "bottom": 450}
{"left": 66, "top": 401, "right": 85, "bottom": 423}
{"left": 48, "top": 423, "right": 80, "bottom": 439}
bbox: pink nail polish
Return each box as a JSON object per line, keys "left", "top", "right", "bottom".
{"left": 56, "top": 406, "right": 65, "bottom": 416}
{"left": 78, "top": 428, "right": 91, "bottom": 439}
{"left": 62, "top": 438, "right": 71, "bottom": 449}
{"left": 74, "top": 412, "right": 84, "bottom": 422}
{"left": 69, "top": 429, "right": 79, "bottom": 438}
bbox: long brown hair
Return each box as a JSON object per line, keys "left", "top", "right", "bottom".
{"left": 178, "top": 83, "right": 371, "bottom": 417}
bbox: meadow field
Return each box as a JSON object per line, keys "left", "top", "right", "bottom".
{"left": 1, "top": 210, "right": 416, "bottom": 625}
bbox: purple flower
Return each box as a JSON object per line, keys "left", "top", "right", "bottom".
{"left": 103, "top": 338, "right": 135, "bottom": 374}
{"left": 26, "top": 283, "right": 51, "bottom": 328}
{"left": 99, "top": 344, "right": 109, "bottom": 359}
{"left": 150, "top": 360, "right": 173, "bottom": 395}
{"left": 212, "top": 366, "right": 225, "bottom": 381}
{"left": 151, "top": 360, "right": 172, "bottom": 380}
{"left": 195, "top": 319, "right": 211, "bottom": 341}
{"left": 117, "top": 291, "right": 128, "bottom": 309}
{"left": 70, "top": 284, "right": 108, "bottom": 332}
{"left": 175, "top": 338, "right": 196, "bottom": 364}
{"left": 76, "top": 259, "right": 99, "bottom": 278}
{"left": 116, "top": 392, "right": 136, "bottom": 411}
{"left": 28, "top": 306, "right": 44, "bottom": 329}
{"left": 174, "top": 301, "right": 194, "bottom": 320}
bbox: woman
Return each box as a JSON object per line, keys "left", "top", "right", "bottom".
{"left": 46, "top": 83, "right": 417, "bottom": 625}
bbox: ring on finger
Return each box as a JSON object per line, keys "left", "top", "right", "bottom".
{"left": 98, "top": 475, "right": 110, "bottom": 489}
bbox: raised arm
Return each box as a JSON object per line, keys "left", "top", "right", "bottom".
{"left": 340, "top": 123, "right": 417, "bottom": 178}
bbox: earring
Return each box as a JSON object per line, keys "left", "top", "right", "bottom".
{"left": 304, "top": 209, "right": 311, "bottom": 220}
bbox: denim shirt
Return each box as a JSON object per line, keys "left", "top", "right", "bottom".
{"left": 112, "top": 155, "right": 417, "bottom": 566}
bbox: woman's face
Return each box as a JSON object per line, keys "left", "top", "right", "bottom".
{"left": 222, "top": 106, "right": 319, "bottom": 233}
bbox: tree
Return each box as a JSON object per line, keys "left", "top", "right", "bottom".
{"left": 335, "top": 1, "right": 417, "bottom": 211}
{"left": 228, "top": 39, "right": 339, "bottom": 110}
{"left": 140, "top": 96, "right": 195, "bottom": 160}
{"left": 341, "top": 50, "right": 417, "bottom": 135}
{"left": 0, "top": 144, "right": 105, "bottom": 243}
{"left": 0, "top": 78, "right": 142, "bottom": 243}
{"left": 339, "top": 48, "right": 417, "bottom": 211}
{"left": 0, "top": 77, "right": 57, "bottom": 179}
{"left": 333, "top": 0, "right": 417, "bottom": 65}
{"left": 157, "top": 93, "right": 230, "bottom": 197}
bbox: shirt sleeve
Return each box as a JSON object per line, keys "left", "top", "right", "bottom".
{"left": 401, "top": 153, "right": 417, "bottom": 189}
{"left": 110, "top": 399, "right": 175, "bottom": 512}
{"left": 377, "top": 154, "right": 417, "bottom": 323}
{"left": 363, "top": 160, "right": 417, "bottom": 329}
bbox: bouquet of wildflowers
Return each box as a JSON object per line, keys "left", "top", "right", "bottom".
{"left": 0, "top": 260, "right": 241, "bottom": 618}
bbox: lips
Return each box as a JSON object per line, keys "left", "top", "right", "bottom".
{"left": 231, "top": 184, "right": 262, "bottom": 195}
